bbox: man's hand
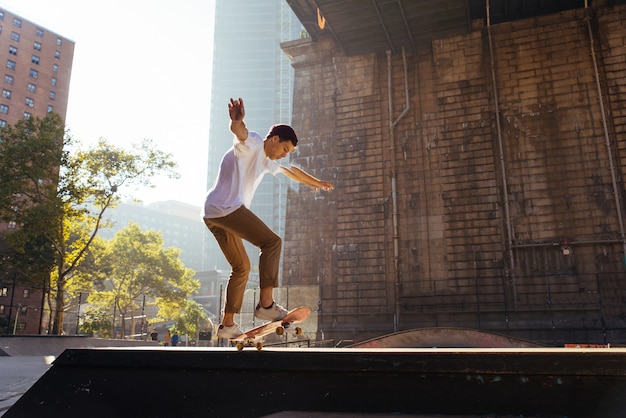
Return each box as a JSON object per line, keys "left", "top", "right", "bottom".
{"left": 312, "top": 181, "right": 334, "bottom": 191}
{"left": 228, "top": 98, "right": 248, "bottom": 140}
{"left": 281, "top": 165, "right": 334, "bottom": 191}
{"left": 228, "top": 98, "right": 245, "bottom": 122}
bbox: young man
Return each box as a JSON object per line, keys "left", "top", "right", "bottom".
{"left": 204, "top": 98, "right": 334, "bottom": 339}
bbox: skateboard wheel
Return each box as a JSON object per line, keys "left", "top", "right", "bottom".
{"left": 295, "top": 327, "right": 303, "bottom": 336}
{"left": 236, "top": 342, "right": 244, "bottom": 351}
{"left": 276, "top": 326, "right": 285, "bottom": 336}
{"left": 256, "top": 342, "right": 263, "bottom": 351}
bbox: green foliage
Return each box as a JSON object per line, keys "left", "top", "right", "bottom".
{"left": 84, "top": 222, "right": 199, "bottom": 338}
{"left": 0, "top": 113, "right": 179, "bottom": 334}
{"left": 0, "top": 114, "right": 66, "bottom": 286}
{"left": 172, "top": 300, "right": 209, "bottom": 342}
{"left": 79, "top": 307, "right": 113, "bottom": 338}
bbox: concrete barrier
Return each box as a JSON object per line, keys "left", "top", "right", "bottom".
{"left": 0, "top": 336, "right": 160, "bottom": 357}
{"left": 349, "top": 327, "right": 547, "bottom": 348}
{"left": 5, "top": 346, "right": 626, "bottom": 417}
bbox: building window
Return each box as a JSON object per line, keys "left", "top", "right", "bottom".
{"left": 13, "top": 18, "right": 21, "bottom": 28}
{"left": 4, "top": 74, "right": 13, "bottom": 84}
{"left": 0, "top": 305, "right": 4, "bottom": 314}
{"left": 52, "top": 64, "right": 58, "bottom": 72}
{"left": 0, "top": 11, "right": 4, "bottom": 20}
{"left": 1, "top": 287, "right": 7, "bottom": 297}
{"left": 25, "top": 97, "right": 34, "bottom": 107}
{"left": 8, "top": 46, "right": 17, "bottom": 55}
{"left": 2, "top": 89, "right": 10, "bottom": 98}
{"left": 32, "top": 55, "right": 40, "bottom": 65}
{"left": 23, "top": 112, "right": 31, "bottom": 119}
{"left": 55, "top": 51, "right": 60, "bottom": 59}
{"left": 0, "top": 120, "right": 6, "bottom": 128}
{"left": 49, "top": 91, "right": 55, "bottom": 100}
{"left": 33, "top": 41, "right": 42, "bottom": 51}
{"left": 29, "top": 69, "right": 38, "bottom": 79}
{"left": 56, "top": 38, "right": 62, "bottom": 46}
{"left": 6, "top": 60, "right": 15, "bottom": 70}
{"left": 35, "top": 28, "right": 43, "bottom": 37}
{"left": 47, "top": 105, "right": 53, "bottom": 113}
{"left": 51, "top": 77, "right": 57, "bottom": 86}
{"left": 23, "top": 289, "right": 30, "bottom": 298}
{"left": 27, "top": 83, "right": 36, "bottom": 92}
{"left": 0, "top": 104, "right": 8, "bottom": 113}
{"left": 10, "top": 32, "right": 19, "bottom": 42}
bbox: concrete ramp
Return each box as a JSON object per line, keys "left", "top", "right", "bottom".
{"left": 0, "top": 336, "right": 159, "bottom": 357}
{"left": 5, "top": 347, "right": 626, "bottom": 417}
{"left": 350, "top": 327, "right": 546, "bottom": 348}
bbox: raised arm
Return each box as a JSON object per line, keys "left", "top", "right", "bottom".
{"left": 228, "top": 97, "right": 248, "bottom": 141}
{"left": 281, "top": 165, "right": 334, "bottom": 191}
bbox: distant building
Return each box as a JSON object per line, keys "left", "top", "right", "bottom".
{"left": 192, "top": 270, "right": 226, "bottom": 318}
{"left": 0, "top": 7, "right": 74, "bottom": 335}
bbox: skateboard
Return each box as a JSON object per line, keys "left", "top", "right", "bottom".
{"left": 233, "top": 306, "right": 311, "bottom": 351}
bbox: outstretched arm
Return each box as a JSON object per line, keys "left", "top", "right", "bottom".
{"left": 228, "top": 97, "right": 248, "bottom": 141}
{"left": 281, "top": 165, "right": 334, "bottom": 191}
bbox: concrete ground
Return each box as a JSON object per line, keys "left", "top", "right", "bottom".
{"left": 0, "top": 336, "right": 161, "bottom": 416}
{"left": 0, "top": 356, "right": 53, "bottom": 416}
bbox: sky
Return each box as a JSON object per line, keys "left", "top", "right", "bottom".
{"left": 1, "top": 0, "right": 216, "bottom": 207}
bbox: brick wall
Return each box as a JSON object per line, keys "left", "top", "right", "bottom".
{"left": 282, "top": 4, "right": 626, "bottom": 345}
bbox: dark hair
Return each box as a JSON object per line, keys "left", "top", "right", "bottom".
{"left": 266, "top": 124, "right": 298, "bottom": 146}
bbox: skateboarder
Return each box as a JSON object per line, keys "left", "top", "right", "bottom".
{"left": 204, "top": 98, "right": 334, "bottom": 339}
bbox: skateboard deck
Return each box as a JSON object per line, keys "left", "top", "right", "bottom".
{"left": 233, "top": 306, "right": 311, "bottom": 351}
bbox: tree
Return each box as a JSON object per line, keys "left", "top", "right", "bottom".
{"left": 0, "top": 114, "right": 64, "bottom": 289}
{"left": 172, "top": 300, "right": 209, "bottom": 345}
{"left": 0, "top": 113, "right": 178, "bottom": 334}
{"left": 79, "top": 222, "right": 198, "bottom": 339}
{"left": 79, "top": 306, "right": 113, "bottom": 338}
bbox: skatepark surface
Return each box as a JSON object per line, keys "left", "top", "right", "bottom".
{"left": 0, "top": 336, "right": 159, "bottom": 416}
{"left": 2, "top": 332, "right": 625, "bottom": 417}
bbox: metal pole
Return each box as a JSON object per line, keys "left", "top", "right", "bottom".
{"left": 12, "top": 304, "right": 21, "bottom": 335}
{"left": 75, "top": 292, "right": 82, "bottom": 334}
{"left": 111, "top": 296, "right": 117, "bottom": 339}
{"left": 140, "top": 295, "right": 146, "bottom": 340}
{"left": 584, "top": 2, "right": 626, "bottom": 260}
{"left": 487, "top": 0, "right": 516, "bottom": 308}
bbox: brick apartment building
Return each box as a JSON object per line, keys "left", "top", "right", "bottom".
{"left": 283, "top": 0, "right": 626, "bottom": 345}
{"left": 0, "top": 7, "right": 74, "bottom": 334}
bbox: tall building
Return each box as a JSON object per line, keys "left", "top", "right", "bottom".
{"left": 0, "top": 7, "right": 74, "bottom": 334}
{"left": 0, "top": 8, "right": 74, "bottom": 126}
{"left": 203, "top": 1, "right": 302, "bottom": 275}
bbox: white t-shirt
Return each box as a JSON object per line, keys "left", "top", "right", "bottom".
{"left": 203, "top": 131, "right": 282, "bottom": 219}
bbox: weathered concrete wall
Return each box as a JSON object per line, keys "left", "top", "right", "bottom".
{"left": 281, "top": 4, "right": 626, "bottom": 345}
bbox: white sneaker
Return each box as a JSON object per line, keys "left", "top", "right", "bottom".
{"left": 255, "top": 302, "right": 288, "bottom": 321}
{"left": 216, "top": 323, "right": 243, "bottom": 339}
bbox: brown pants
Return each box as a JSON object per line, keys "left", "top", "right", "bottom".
{"left": 204, "top": 206, "right": 281, "bottom": 314}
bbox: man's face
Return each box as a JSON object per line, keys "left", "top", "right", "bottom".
{"left": 265, "top": 135, "right": 296, "bottom": 160}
